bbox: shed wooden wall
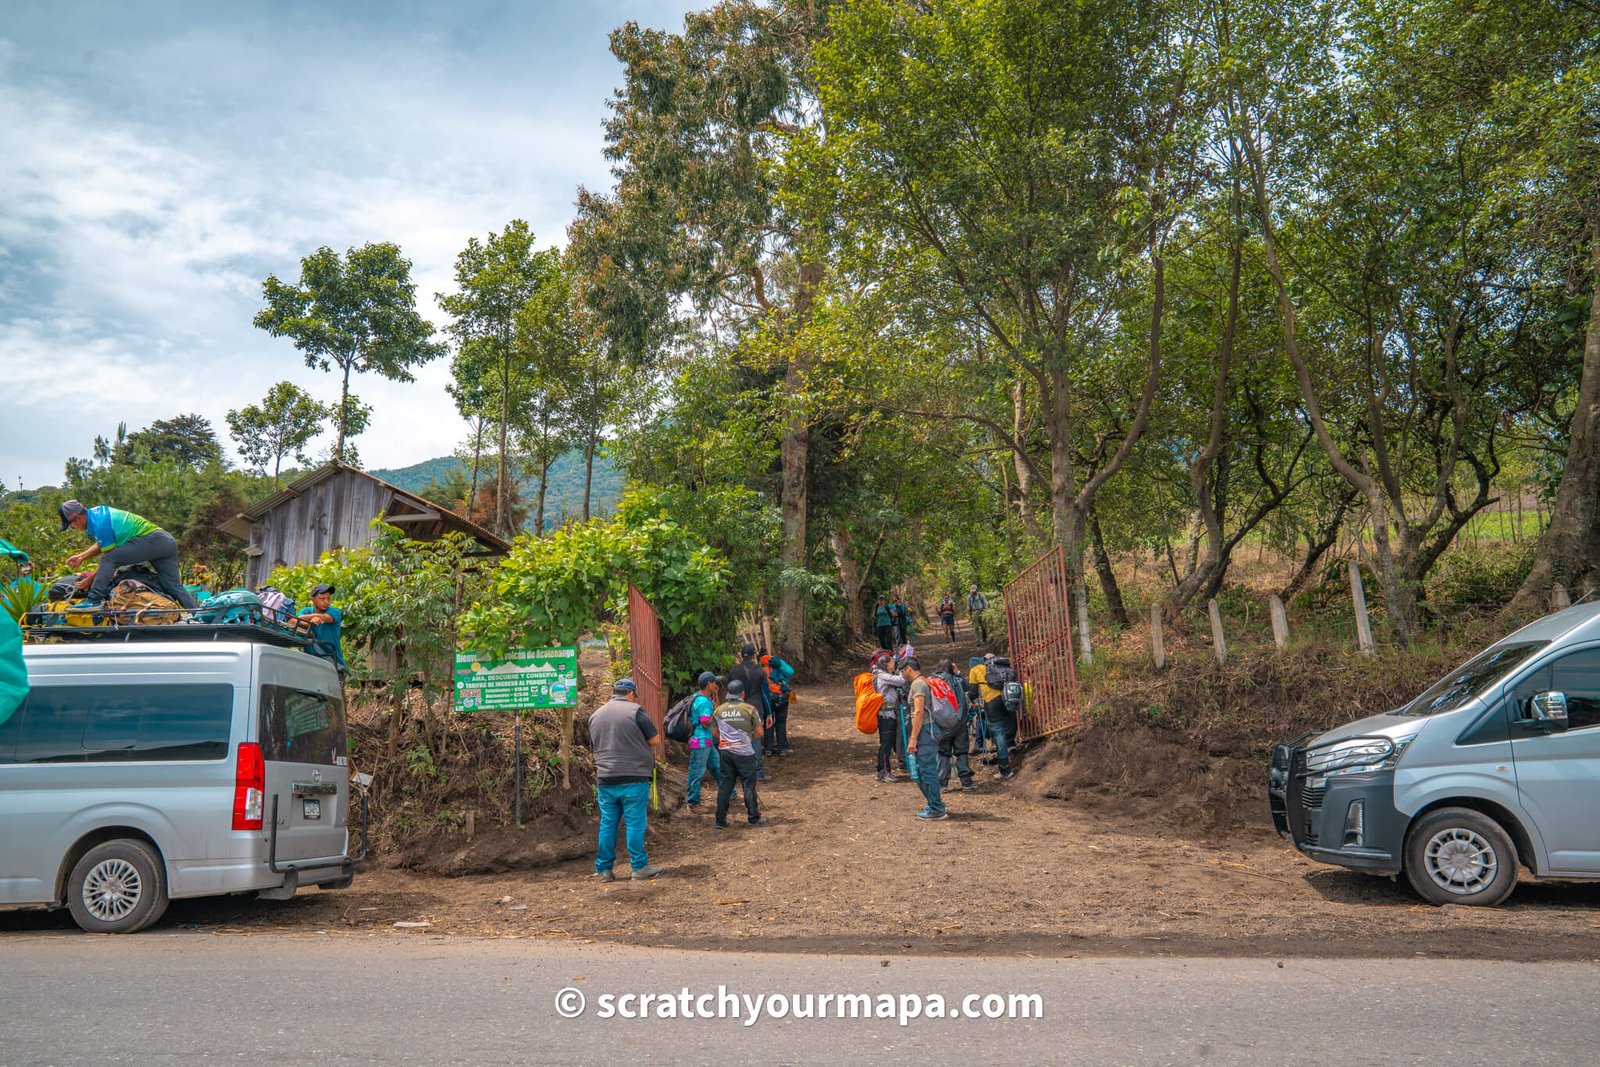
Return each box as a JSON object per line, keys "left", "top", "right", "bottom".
{"left": 246, "top": 469, "right": 392, "bottom": 588}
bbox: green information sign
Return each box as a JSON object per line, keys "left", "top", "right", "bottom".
{"left": 454, "top": 647, "right": 579, "bottom": 711}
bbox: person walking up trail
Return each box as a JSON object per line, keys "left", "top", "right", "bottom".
{"left": 902, "top": 658, "right": 947, "bottom": 820}
{"left": 891, "top": 598, "right": 910, "bottom": 647}
{"left": 59, "top": 499, "right": 200, "bottom": 610}
{"left": 934, "top": 658, "right": 975, "bottom": 791}
{"left": 939, "top": 596, "right": 957, "bottom": 643}
{"left": 729, "top": 643, "right": 772, "bottom": 781}
{"left": 967, "top": 585, "right": 989, "bottom": 644}
{"left": 761, "top": 654, "right": 794, "bottom": 757}
{"left": 588, "top": 678, "right": 663, "bottom": 882}
{"left": 685, "top": 672, "right": 722, "bottom": 813}
{"left": 713, "top": 679, "right": 766, "bottom": 827}
{"left": 871, "top": 651, "right": 907, "bottom": 782}
{"left": 874, "top": 596, "right": 894, "bottom": 650}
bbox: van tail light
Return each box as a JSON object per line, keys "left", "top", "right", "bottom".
{"left": 233, "top": 742, "right": 265, "bottom": 831}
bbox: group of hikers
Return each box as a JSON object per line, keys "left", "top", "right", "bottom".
{"left": 876, "top": 586, "right": 990, "bottom": 649}
{"left": 588, "top": 594, "right": 1012, "bottom": 880}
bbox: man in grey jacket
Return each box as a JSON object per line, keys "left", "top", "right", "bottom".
{"left": 588, "top": 678, "right": 664, "bottom": 882}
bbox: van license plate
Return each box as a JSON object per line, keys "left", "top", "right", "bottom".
{"left": 303, "top": 798, "right": 321, "bottom": 820}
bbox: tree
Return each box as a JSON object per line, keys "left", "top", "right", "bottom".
{"left": 113, "top": 414, "right": 224, "bottom": 471}
{"left": 254, "top": 242, "right": 445, "bottom": 464}
{"left": 226, "top": 382, "right": 332, "bottom": 484}
{"left": 569, "top": 0, "right": 830, "bottom": 664}
{"left": 438, "top": 222, "right": 561, "bottom": 538}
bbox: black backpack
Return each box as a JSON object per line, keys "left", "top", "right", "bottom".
{"left": 986, "top": 659, "right": 1017, "bottom": 686}
{"left": 663, "top": 692, "right": 699, "bottom": 743}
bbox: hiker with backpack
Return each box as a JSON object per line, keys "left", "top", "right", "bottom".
{"left": 891, "top": 598, "right": 910, "bottom": 647}
{"left": 939, "top": 596, "right": 957, "bottom": 642}
{"left": 873, "top": 596, "right": 894, "bottom": 651}
{"left": 712, "top": 678, "right": 766, "bottom": 827}
{"left": 684, "top": 672, "right": 722, "bottom": 813}
{"left": 728, "top": 643, "right": 773, "bottom": 782}
{"left": 901, "top": 658, "right": 949, "bottom": 821}
{"left": 871, "top": 650, "right": 908, "bottom": 782}
{"left": 761, "top": 653, "right": 794, "bottom": 757}
{"left": 967, "top": 585, "right": 989, "bottom": 643}
{"left": 981, "top": 653, "right": 1018, "bottom": 781}
{"left": 933, "top": 658, "right": 976, "bottom": 791}
{"left": 59, "top": 499, "right": 201, "bottom": 611}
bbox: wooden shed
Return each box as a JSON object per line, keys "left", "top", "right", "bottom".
{"left": 220, "top": 462, "right": 510, "bottom": 589}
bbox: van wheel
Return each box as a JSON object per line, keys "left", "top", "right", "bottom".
{"left": 66, "top": 840, "right": 169, "bottom": 933}
{"left": 1403, "top": 808, "right": 1518, "bottom": 906}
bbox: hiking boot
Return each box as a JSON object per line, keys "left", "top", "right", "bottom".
{"left": 916, "top": 809, "right": 950, "bottom": 821}
{"left": 959, "top": 779, "right": 978, "bottom": 790}
{"left": 874, "top": 772, "right": 890, "bottom": 783}
{"left": 748, "top": 816, "right": 769, "bottom": 826}
{"left": 779, "top": 748, "right": 793, "bottom": 757}
{"left": 715, "top": 820, "right": 729, "bottom": 829}
{"left": 631, "top": 865, "right": 662, "bottom": 880}
{"left": 687, "top": 803, "right": 703, "bottom": 814}
{"left": 593, "top": 869, "right": 615, "bottom": 883}
{"left": 995, "top": 770, "right": 1015, "bottom": 781}
{"left": 757, "top": 771, "right": 769, "bottom": 782}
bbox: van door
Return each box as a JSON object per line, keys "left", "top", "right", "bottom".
{"left": 255, "top": 653, "right": 348, "bottom": 864}
{"left": 1508, "top": 646, "right": 1600, "bottom": 874}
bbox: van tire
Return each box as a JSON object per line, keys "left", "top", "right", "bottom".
{"left": 1403, "top": 808, "right": 1518, "bottom": 907}
{"left": 66, "top": 839, "right": 169, "bottom": 934}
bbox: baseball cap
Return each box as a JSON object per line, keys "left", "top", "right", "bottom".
{"left": 613, "top": 678, "right": 637, "bottom": 694}
{"left": 58, "top": 499, "right": 86, "bottom": 530}
{"left": 726, "top": 678, "right": 745, "bottom": 696}
{"left": 311, "top": 583, "right": 335, "bottom": 596}
{"left": 740, "top": 642, "right": 757, "bottom": 658}
{"left": 696, "top": 671, "right": 718, "bottom": 689}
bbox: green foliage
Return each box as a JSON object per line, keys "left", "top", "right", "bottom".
{"left": 269, "top": 522, "right": 484, "bottom": 695}
{"left": 0, "top": 576, "right": 47, "bottom": 623}
{"left": 111, "top": 415, "right": 224, "bottom": 471}
{"left": 255, "top": 242, "right": 445, "bottom": 463}
{"left": 0, "top": 494, "right": 79, "bottom": 576}
{"left": 1430, "top": 545, "right": 1538, "bottom": 612}
{"left": 226, "top": 381, "right": 333, "bottom": 483}
{"left": 462, "top": 496, "right": 735, "bottom": 691}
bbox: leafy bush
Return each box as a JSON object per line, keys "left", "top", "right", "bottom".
{"left": 1430, "top": 543, "right": 1536, "bottom": 611}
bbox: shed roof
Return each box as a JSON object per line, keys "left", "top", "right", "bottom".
{"left": 219, "top": 462, "right": 511, "bottom": 555}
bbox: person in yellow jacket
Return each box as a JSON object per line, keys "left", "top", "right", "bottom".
{"left": 966, "top": 653, "right": 1013, "bottom": 780}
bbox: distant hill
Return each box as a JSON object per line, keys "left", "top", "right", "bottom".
{"left": 373, "top": 450, "right": 623, "bottom": 532}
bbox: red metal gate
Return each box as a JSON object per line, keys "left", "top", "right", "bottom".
{"left": 627, "top": 583, "right": 664, "bottom": 735}
{"left": 1003, "top": 545, "right": 1081, "bottom": 741}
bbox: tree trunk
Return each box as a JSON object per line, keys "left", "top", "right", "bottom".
{"left": 1089, "top": 511, "right": 1129, "bottom": 628}
{"left": 582, "top": 427, "right": 598, "bottom": 522}
{"left": 336, "top": 359, "right": 352, "bottom": 464}
{"left": 496, "top": 345, "right": 511, "bottom": 539}
{"left": 1508, "top": 243, "right": 1600, "bottom": 617}
{"left": 775, "top": 256, "right": 822, "bottom": 666}
{"left": 466, "top": 417, "right": 484, "bottom": 521}
{"left": 1010, "top": 379, "right": 1044, "bottom": 542}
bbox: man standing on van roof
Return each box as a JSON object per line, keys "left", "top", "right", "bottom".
{"left": 59, "top": 500, "right": 200, "bottom": 611}
{"left": 295, "top": 585, "right": 346, "bottom": 681}
{"left": 589, "top": 678, "right": 663, "bottom": 882}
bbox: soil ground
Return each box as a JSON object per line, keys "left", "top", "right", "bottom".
{"left": 8, "top": 623, "right": 1600, "bottom": 958}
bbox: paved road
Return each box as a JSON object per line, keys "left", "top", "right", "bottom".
{"left": 3, "top": 934, "right": 1598, "bottom": 1065}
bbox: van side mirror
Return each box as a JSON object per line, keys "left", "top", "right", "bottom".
{"left": 1529, "top": 691, "right": 1569, "bottom": 732}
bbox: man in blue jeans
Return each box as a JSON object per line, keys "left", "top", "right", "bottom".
{"left": 588, "top": 678, "right": 664, "bottom": 881}
{"left": 901, "top": 658, "right": 947, "bottom": 820}
{"left": 685, "top": 671, "right": 723, "bottom": 813}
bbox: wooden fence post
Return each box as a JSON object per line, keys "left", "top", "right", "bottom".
{"left": 1150, "top": 602, "right": 1165, "bottom": 670}
{"left": 1269, "top": 594, "right": 1290, "bottom": 650}
{"left": 1349, "top": 560, "right": 1375, "bottom": 655}
{"left": 1207, "top": 598, "right": 1228, "bottom": 665}
{"left": 1075, "top": 578, "right": 1093, "bottom": 664}
{"left": 1552, "top": 584, "right": 1571, "bottom": 611}
{"left": 559, "top": 707, "right": 575, "bottom": 790}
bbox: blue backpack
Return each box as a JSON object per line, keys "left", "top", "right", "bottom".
{"left": 194, "top": 589, "right": 263, "bottom": 625}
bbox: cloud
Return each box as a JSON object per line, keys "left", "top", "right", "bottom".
{"left": 0, "top": 2, "right": 696, "bottom": 488}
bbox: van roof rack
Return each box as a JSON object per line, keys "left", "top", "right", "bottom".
{"left": 22, "top": 613, "right": 314, "bottom": 650}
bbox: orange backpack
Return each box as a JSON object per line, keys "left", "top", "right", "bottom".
{"left": 853, "top": 672, "right": 883, "bottom": 734}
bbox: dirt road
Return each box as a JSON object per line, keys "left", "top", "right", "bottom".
{"left": 8, "top": 626, "right": 1600, "bottom": 957}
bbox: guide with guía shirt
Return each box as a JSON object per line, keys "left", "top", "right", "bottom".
{"left": 454, "top": 647, "right": 579, "bottom": 711}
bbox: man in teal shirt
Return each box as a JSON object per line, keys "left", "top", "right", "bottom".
{"left": 60, "top": 499, "right": 199, "bottom": 610}
{"left": 295, "top": 583, "right": 346, "bottom": 680}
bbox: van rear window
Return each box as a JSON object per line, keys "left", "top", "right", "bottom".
{"left": 0, "top": 684, "right": 234, "bottom": 763}
{"left": 258, "top": 685, "right": 345, "bottom": 765}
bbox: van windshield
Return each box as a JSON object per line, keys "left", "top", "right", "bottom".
{"left": 1400, "top": 641, "right": 1549, "bottom": 717}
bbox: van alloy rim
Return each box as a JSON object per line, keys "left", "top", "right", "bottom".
{"left": 1424, "top": 828, "right": 1497, "bottom": 894}
{"left": 82, "top": 859, "right": 142, "bottom": 920}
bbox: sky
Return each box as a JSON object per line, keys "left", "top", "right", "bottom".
{"left": 0, "top": 0, "right": 699, "bottom": 489}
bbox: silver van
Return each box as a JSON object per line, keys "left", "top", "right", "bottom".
{"left": 1271, "top": 602, "right": 1600, "bottom": 906}
{"left": 0, "top": 627, "right": 360, "bottom": 932}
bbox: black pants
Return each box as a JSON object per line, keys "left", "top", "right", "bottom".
{"left": 876, "top": 624, "right": 894, "bottom": 650}
{"left": 88, "top": 530, "right": 198, "bottom": 609}
{"left": 716, "top": 750, "right": 760, "bottom": 825}
{"left": 876, "top": 711, "right": 901, "bottom": 775}
{"left": 764, "top": 695, "right": 789, "bottom": 755}
{"left": 938, "top": 716, "right": 973, "bottom": 786}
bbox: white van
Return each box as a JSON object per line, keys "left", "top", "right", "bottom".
{"left": 1271, "top": 602, "right": 1600, "bottom": 906}
{"left": 0, "top": 626, "right": 362, "bottom": 932}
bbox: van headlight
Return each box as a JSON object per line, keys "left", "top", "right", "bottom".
{"left": 1305, "top": 734, "right": 1416, "bottom": 784}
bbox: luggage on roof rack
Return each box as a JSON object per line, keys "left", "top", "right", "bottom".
{"left": 21, "top": 609, "right": 314, "bottom": 649}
